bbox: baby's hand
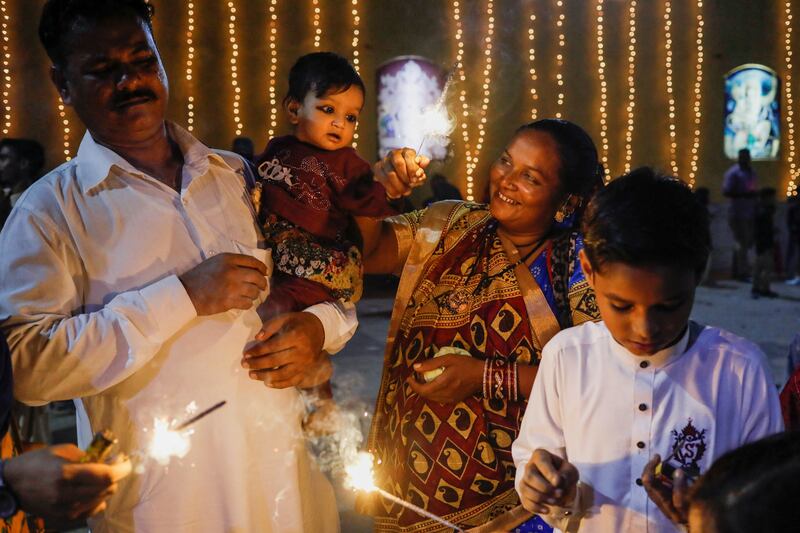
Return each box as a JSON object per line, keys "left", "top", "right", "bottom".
{"left": 519, "top": 449, "right": 579, "bottom": 515}
{"left": 374, "top": 148, "right": 430, "bottom": 199}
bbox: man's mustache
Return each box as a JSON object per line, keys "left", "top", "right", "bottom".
{"left": 113, "top": 89, "right": 157, "bottom": 108}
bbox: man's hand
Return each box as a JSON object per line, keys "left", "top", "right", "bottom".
{"left": 406, "top": 354, "right": 483, "bottom": 404}
{"left": 373, "top": 148, "right": 430, "bottom": 199}
{"left": 242, "top": 312, "right": 331, "bottom": 388}
{"left": 4, "top": 444, "right": 131, "bottom": 523}
{"left": 179, "top": 253, "right": 268, "bottom": 316}
{"left": 519, "top": 449, "right": 579, "bottom": 515}
{"left": 641, "top": 454, "right": 690, "bottom": 525}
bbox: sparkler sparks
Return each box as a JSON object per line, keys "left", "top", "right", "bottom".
{"left": 144, "top": 400, "right": 227, "bottom": 466}
{"left": 344, "top": 451, "right": 464, "bottom": 532}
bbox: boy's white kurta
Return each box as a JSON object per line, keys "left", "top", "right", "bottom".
{"left": 512, "top": 321, "right": 783, "bottom": 533}
{"left": 0, "top": 125, "right": 354, "bottom": 532}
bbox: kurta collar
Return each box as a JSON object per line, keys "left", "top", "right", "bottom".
{"left": 608, "top": 322, "right": 691, "bottom": 369}
{"left": 75, "top": 121, "right": 226, "bottom": 193}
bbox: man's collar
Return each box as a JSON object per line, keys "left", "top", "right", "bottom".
{"left": 75, "top": 121, "right": 225, "bottom": 193}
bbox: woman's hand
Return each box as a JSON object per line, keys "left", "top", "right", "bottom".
{"left": 406, "top": 354, "right": 483, "bottom": 404}
{"left": 373, "top": 148, "right": 430, "bottom": 199}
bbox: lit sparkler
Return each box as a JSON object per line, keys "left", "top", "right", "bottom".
{"left": 345, "top": 451, "right": 465, "bottom": 532}
{"left": 145, "top": 400, "right": 227, "bottom": 465}
{"left": 415, "top": 71, "right": 456, "bottom": 158}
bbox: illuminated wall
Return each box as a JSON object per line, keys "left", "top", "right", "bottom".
{"left": 4, "top": 0, "right": 800, "bottom": 198}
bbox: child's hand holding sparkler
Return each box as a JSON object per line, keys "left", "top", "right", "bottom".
{"left": 373, "top": 148, "right": 430, "bottom": 200}
{"left": 519, "top": 448, "right": 580, "bottom": 515}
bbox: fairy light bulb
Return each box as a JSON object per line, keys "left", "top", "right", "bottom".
{"left": 184, "top": 2, "right": 195, "bottom": 132}
{"left": 312, "top": 0, "right": 322, "bottom": 49}
{"left": 596, "top": 0, "right": 609, "bottom": 180}
{"left": 526, "top": 10, "right": 539, "bottom": 120}
{"left": 784, "top": 0, "right": 799, "bottom": 197}
{"left": 0, "top": 0, "right": 11, "bottom": 135}
{"left": 664, "top": 0, "right": 678, "bottom": 175}
{"left": 227, "top": 1, "right": 243, "bottom": 136}
{"left": 350, "top": 0, "right": 361, "bottom": 147}
{"left": 267, "top": 0, "right": 279, "bottom": 138}
{"left": 623, "top": 0, "right": 638, "bottom": 175}
{"left": 687, "top": 1, "right": 705, "bottom": 188}
{"left": 554, "top": 0, "right": 566, "bottom": 118}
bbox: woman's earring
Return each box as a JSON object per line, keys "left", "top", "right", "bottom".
{"left": 554, "top": 209, "right": 566, "bottom": 223}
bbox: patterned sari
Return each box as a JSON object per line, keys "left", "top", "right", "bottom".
{"left": 360, "top": 202, "right": 598, "bottom": 532}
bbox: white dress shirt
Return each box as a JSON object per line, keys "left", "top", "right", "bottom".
{"left": 512, "top": 320, "right": 783, "bottom": 533}
{"left": 0, "top": 124, "right": 356, "bottom": 532}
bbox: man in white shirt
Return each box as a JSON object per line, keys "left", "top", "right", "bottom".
{"left": 0, "top": 1, "right": 356, "bottom": 531}
{"left": 512, "top": 169, "right": 783, "bottom": 532}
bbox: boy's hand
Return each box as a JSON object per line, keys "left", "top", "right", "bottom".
{"left": 641, "top": 454, "right": 690, "bottom": 525}
{"left": 519, "top": 449, "right": 579, "bottom": 515}
{"left": 406, "top": 354, "right": 483, "bottom": 404}
{"left": 374, "top": 148, "right": 430, "bottom": 199}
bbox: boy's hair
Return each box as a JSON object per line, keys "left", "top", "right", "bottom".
{"left": 284, "top": 52, "right": 365, "bottom": 105}
{"left": 582, "top": 167, "right": 711, "bottom": 277}
{"left": 689, "top": 431, "right": 800, "bottom": 533}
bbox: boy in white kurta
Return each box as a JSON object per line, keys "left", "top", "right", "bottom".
{"left": 512, "top": 168, "right": 783, "bottom": 533}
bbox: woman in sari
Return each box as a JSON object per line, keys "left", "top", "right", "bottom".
{"left": 356, "top": 119, "right": 603, "bottom": 531}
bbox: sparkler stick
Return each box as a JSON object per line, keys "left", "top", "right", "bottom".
{"left": 375, "top": 487, "right": 465, "bottom": 532}
{"left": 175, "top": 400, "right": 227, "bottom": 430}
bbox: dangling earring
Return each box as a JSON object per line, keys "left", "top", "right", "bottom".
{"left": 554, "top": 209, "right": 567, "bottom": 223}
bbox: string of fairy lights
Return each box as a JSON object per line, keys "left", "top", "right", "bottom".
{"left": 451, "top": 0, "right": 473, "bottom": 198}
{"left": 554, "top": 0, "right": 566, "bottom": 119}
{"left": 784, "top": 0, "right": 799, "bottom": 197}
{"left": 350, "top": 0, "right": 361, "bottom": 147}
{"left": 687, "top": 1, "right": 705, "bottom": 188}
{"left": 312, "top": 0, "right": 322, "bottom": 49}
{"left": 226, "top": 1, "right": 243, "bottom": 137}
{"left": 0, "top": 0, "right": 10, "bottom": 136}
{"left": 183, "top": 2, "right": 195, "bottom": 132}
{"left": 595, "top": 0, "right": 609, "bottom": 179}
{"left": 623, "top": 0, "right": 638, "bottom": 175}
{"left": 663, "top": 0, "right": 678, "bottom": 175}
{"left": 266, "top": 0, "right": 279, "bottom": 138}
{"left": 0, "top": 0, "right": 780, "bottom": 191}
{"left": 526, "top": 8, "right": 538, "bottom": 121}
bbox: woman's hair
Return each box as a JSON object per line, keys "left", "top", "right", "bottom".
{"left": 581, "top": 167, "right": 711, "bottom": 277}
{"left": 516, "top": 119, "right": 603, "bottom": 200}
{"left": 39, "top": 0, "right": 155, "bottom": 67}
{"left": 284, "top": 52, "right": 365, "bottom": 105}
{"left": 690, "top": 431, "right": 800, "bottom": 533}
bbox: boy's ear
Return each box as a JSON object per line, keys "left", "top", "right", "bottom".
{"left": 50, "top": 66, "right": 72, "bottom": 106}
{"left": 578, "top": 249, "right": 595, "bottom": 288}
{"left": 285, "top": 99, "right": 301, "bottom": 125}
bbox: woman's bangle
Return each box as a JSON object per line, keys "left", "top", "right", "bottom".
{"left": 482, "top": 358, "right": 519, "bottom": 401}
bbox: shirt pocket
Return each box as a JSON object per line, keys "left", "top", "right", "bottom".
{"left": 229, "top": 240, "right": 273, "bottom": 306}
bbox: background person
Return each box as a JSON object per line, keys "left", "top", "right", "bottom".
{"left": 0, "top": 139, "right": 45, "bottom": 228}
{"left": 356, "top": 119, "right": 603, "bottom": 531}
{"left": 722, "top": 148, "right": 758, "bottom": 281}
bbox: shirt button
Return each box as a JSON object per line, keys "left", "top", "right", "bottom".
{"left": 638, "top": 403, "right": 648, "bottom": 411}
{"left": 637, "top": 441, "right": 645, "bottom": 449}
{"left": 639, "top": 361, "right": 649, "bottom": 369}
{"left": 635, "top": 478, "right": 643, "bottom": 486}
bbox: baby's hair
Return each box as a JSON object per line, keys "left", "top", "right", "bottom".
{"left": 582, "top": 167, "right": 710, "bottom": 278}
{"left": 284, "top": 52, "right": 365, "bottom": 105}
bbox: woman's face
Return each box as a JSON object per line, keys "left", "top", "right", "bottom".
{"left": 488, "top": 129, "right": 566, "bottom": 237}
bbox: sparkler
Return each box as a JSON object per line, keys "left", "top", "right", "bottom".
{"left": 146, "top": 400, "right": 227, "bottom": 465}
{"left": 345, "top": 452, "right": 465, "bottom": 532}
{"left": 415, "top": 71, "right": 456, "bottom": 157}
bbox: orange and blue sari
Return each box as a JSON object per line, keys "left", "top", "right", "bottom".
{"left": 360, "top": 202, "right": 599, "bottom": 532}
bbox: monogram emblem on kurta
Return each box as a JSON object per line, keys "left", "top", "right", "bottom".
{"left": 669, "top": 418, "right": 707, "bottom": 474}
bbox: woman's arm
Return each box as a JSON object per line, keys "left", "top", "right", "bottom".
{"left": 355, "top": 216, "right": 401, "bottom": 274}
